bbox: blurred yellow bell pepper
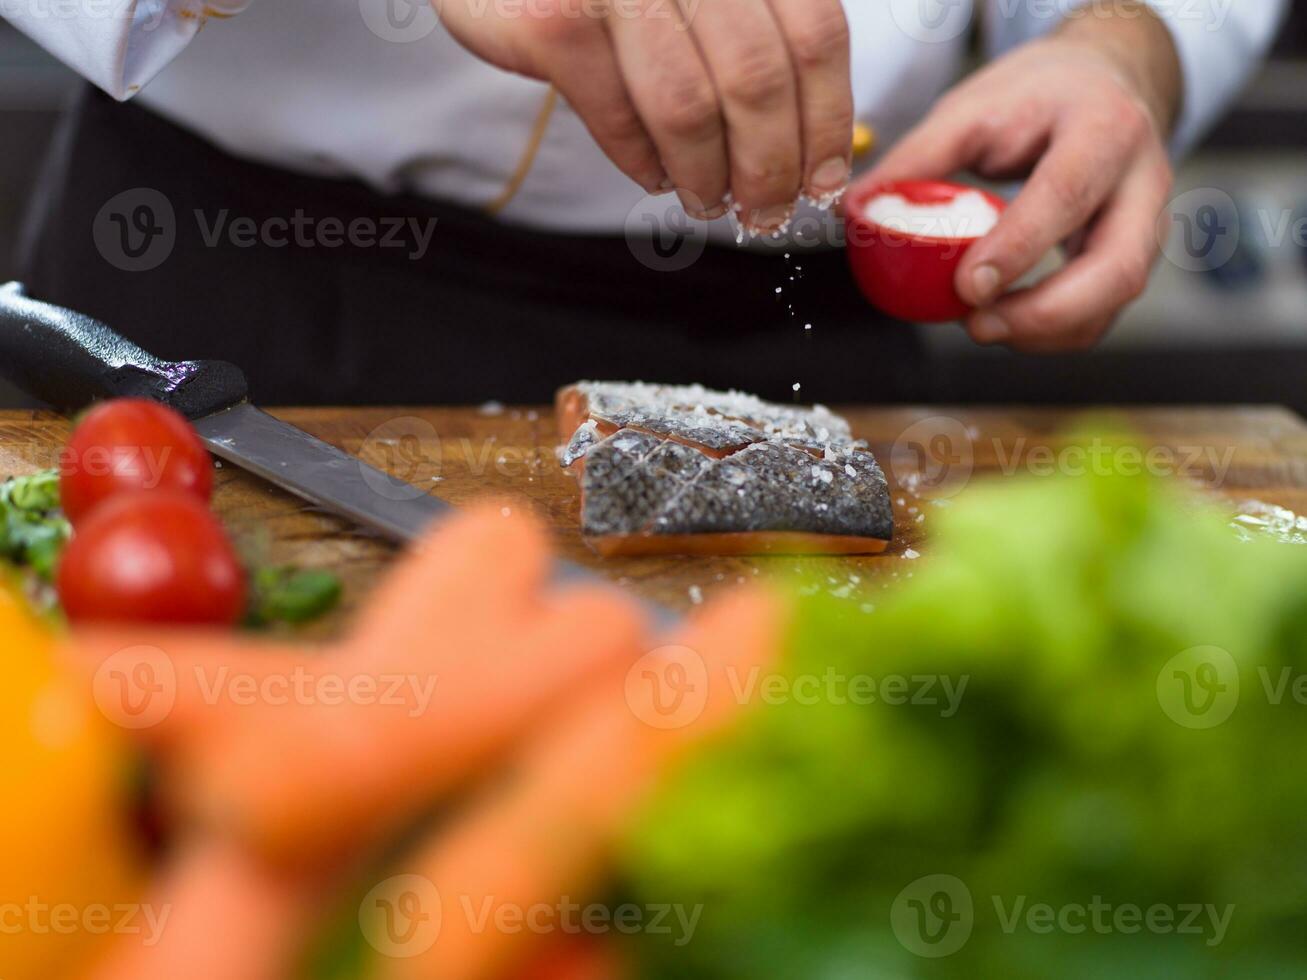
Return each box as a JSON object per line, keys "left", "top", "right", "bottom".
{"left": 0, "top": 585, "right": 145, "bottom": 980}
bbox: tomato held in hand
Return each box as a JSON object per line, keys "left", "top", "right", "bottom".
{"left": 58, "top": 491, "right": 246, "bottom": 626}
{"left": 60, "top": 399, "right": 213, "bottom": 525}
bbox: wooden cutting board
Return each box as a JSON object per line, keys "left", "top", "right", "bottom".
{"left": 3, "top": 405, "right": 1306, "bottom": 636}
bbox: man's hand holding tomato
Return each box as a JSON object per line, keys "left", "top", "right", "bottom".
{"left": 857, "top": 3, "right": 1182, "bottom": 351}
{"left": 439, "top": 0, "right": 1183, "bottom": 348}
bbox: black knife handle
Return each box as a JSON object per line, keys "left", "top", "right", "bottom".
{"left": 0, "top": 281, "right": 248, "bottom": 418}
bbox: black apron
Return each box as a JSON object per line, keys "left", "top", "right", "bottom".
{"left": 18, "top": 85, "right": 928, "bottom": 407}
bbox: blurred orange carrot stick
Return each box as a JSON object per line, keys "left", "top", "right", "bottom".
{"left": 177, "top": 506, "right": 650, "bottom": 867}
{"left": 83, "top": 836, "right": 329, "bottom": 980}
{"left": 364, "top": 587, "right": 788, "bottom": 980}
{"left": 56, "top": 630, "right": 311, "bottom": 754}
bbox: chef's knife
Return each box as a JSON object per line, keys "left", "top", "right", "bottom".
{"left": 0, "top": 281, "right": 457, "bottom": 540}
{"left": 0, "top": 284, "right": 675, "bottom": 621}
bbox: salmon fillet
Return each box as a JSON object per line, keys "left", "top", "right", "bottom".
{"left": 557, "top": 382, "right": 893, "bottom": 556}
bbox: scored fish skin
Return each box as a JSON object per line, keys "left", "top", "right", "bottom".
{"left": 557, "top": 382, "right": 894, "bottom": 555}
{"left": 651, "top": 442, "right": 892, "bottom": 541}
{"left": 577, "top": 429, "right": 663, "bottom": 537}
{"left": 582, "top": 439, "right": 717, "bottom": 538}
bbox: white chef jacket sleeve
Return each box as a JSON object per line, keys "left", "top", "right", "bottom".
{"left": 984, "top": 0, "right": 1288, "bottom": 156}
{"left": 3, "top": 0, "right": 250, "bottom": 100}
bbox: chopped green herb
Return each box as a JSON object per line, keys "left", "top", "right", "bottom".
{"left": 246, "top": 566, "right": 343, "bottom": 627}
{"left": 0, "top": 469, "right": 70, "bottom": 582}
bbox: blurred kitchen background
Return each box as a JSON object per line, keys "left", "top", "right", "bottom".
{"left": 0, "top": 12, "right": 1304, "bottom": 409}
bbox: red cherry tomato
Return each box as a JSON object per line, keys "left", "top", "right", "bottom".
{"left": 58, "top": 491, "right": 246, "bottom": 626}
{"left": 60, "top": 399, "right": 213, "bottom": 525}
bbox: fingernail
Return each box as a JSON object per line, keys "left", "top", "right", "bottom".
{"left": 749, "top": 202, "right": 796, "bottom": 235}
{"left": 971, "top": 312, "right": 1010, "bottom": 344}
{"left": 971, "top": 264, "right": 1002, "bottom": 305}
{"left": 811, "top": 156, "right": 850, "bottom": 192}
{"left": 656, "top": 177, "right": 675, "bottom": 193}
{"left": 699, "top": 203, "right": 729, "bottom": 220}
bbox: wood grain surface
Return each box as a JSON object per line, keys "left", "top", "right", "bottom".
{"left": 3, "top": 405, "right": 1305, "bottom": 636}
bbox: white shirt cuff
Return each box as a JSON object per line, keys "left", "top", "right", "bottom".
{"left": 985, "top": 0, "right": 1287, "bottom": 157}
{"left": 4, "top": 0, "right": 251, "bottom": 100}
{"left": 1143, "top": 0, "right": 1287, "bottom": 155}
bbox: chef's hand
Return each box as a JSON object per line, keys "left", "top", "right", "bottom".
{"left": 861, "top": 4, "right": 1182, "bottom": 351}
{"left": 433, "top": 0, "right": 854, "bottom": 231}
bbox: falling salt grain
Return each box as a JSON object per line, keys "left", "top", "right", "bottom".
{"left": 688, "top": 585, "right": 704, "bottom": 605}
{"left": 479, "top": 401, "right": 505, "bottom": 417}
{"left": 500, "top": 506, "right": 512, "bottom": 517}
{"left": 903, "top": 548, "right": 920, "bottom": 560}
{"left": 793, "top": 382, "right": 802, "bottom": 393}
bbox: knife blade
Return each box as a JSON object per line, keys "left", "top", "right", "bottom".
{"left": 193, "top": 402, "right": 451, "bottom": 541}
